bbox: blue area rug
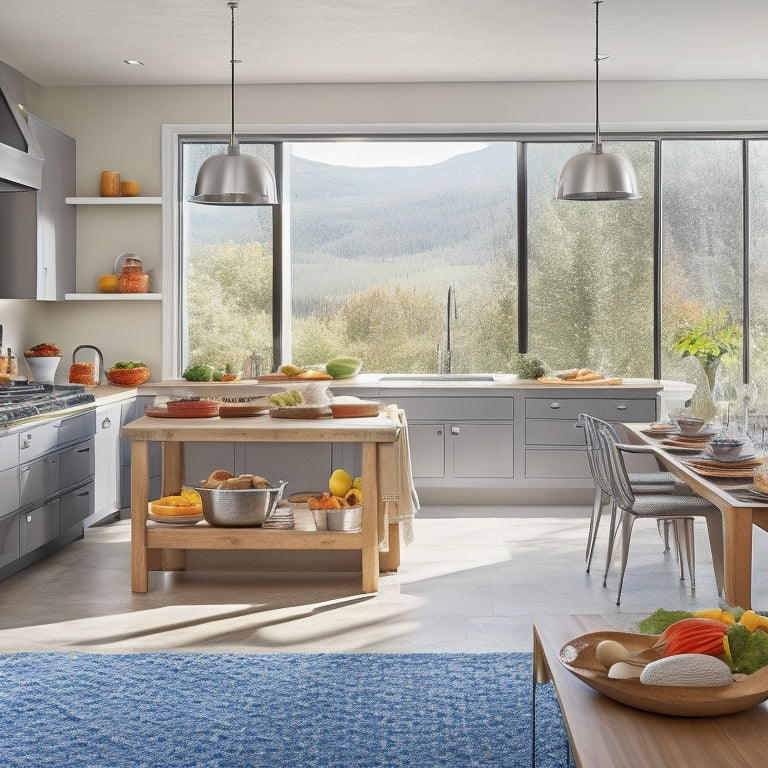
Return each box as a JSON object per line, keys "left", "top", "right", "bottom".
{"left": 0, "top": 652, "right": 566, "bottom": 768}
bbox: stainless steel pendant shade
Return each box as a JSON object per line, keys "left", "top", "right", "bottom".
{"left": 191, "top": 1, "right": 278, "bottom": 205}
{"left": 557, "top": 1, "right": 639, "bottom": 201}
{"left": 557, "top": 144, "right": 639, "bottom": 200}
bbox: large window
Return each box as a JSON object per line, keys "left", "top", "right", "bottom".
{"left": 177, "top": 132, "right": 768, "bottom": 390}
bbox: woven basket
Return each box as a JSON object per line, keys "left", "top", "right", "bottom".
{"left": 106, "top": 366, "right": 151, "bottom": 386}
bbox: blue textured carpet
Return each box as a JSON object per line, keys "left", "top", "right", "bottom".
{"left": 0, "top": 652, "right": 566, "bottom": 768}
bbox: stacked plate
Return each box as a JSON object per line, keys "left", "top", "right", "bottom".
{"left": 659, "top": 426, "right": 719, "bottom": 453}
{"left": 683, "top": 455, "right": 765, "bottom": 479}
{"left": 262, "top": 502, "right": 295, "bottom": 529}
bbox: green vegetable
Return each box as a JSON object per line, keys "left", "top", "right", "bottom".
{"left": 182, "top": 364, "right": 218, "bottom": 382}
{"left": 636, "top": 608, "right": 694, "bottom": 635}
{"left": 325, "top": 357, "right": 363, "bottom": 379}
{"left": 269, "top": 390, "right": 303, "bottom": 407}
{"left": 112, "top": 361, "right": 147, "bottom": 370}
{"left": 725, "top": 623, "right": 768, "bottom": 675}
{"left": 509, "top": 353, "right": 546, "bottom": 380}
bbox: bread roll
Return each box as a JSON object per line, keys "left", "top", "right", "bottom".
{"left": 251, "top": 475, "right": 271, "bottom": 488}
{"left": 200, "top": 469, "right": 234, "bottom": 488}
{"left": 221, "top": 477, "right": 253, "bottom": 490}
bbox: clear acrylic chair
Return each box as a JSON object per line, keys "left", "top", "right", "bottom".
{"left": 594, "top": 420, "right": 725, "bottom": 606}
{"left": 578, "top": 413, "right": 688, "bottom": 573}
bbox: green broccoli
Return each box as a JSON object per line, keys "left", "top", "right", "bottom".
{"left": 112, "top": 361, "right": 147, "bottom": 369}
{"left": 182, "top": 364, "right": 216, "bottom": 382}
{"left": 725, "top": 623, "right": 768, "bottom": 675}
{"left": 636, "top": 608, "right": 693, "bottom": 635}
{"left": 268, "top": 389, "right": 303, "bottom": 407}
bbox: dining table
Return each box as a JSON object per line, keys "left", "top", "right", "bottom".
{"left": 624, "top": 422, "right": 768, "bottom": 610}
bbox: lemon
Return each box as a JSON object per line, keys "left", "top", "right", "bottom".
{"left": 329, "top": 469, "right": 353, "bottom": 497}
{"left": 180, "top": 488, "right": 202, "bottom": 505}
{"left": 352, "top": 477, "right": 362, "bottom": 490}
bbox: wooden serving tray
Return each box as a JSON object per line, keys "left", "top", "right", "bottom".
{"left": 269, "top": 405, "right": 333, "bottom": 419}
{"left": 559, "top": 630, "right": 768, "bottom": 716}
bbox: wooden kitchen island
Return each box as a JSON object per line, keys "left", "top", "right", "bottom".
{"left": 122, "top": 414, "right": 402, "bottom": 593}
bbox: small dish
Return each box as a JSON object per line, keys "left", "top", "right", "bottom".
{"left": 708, "top": 437, "right": 747, "bottom": 460}
{"left": 674, "top": 417, "right": 707, "bottom": 435}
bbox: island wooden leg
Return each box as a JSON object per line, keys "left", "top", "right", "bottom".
{"left": 130, "top": 440, "right": 149, "bottom": 592}
{"left": 159, "top": 440, "right": 186, "bottom": 571}
{"left": 379, "top": 522, "right": 401, "bottom": 572}
{"left": 361, "top": 442, "right": 379, "bottom": 593}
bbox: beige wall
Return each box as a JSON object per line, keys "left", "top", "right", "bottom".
{"left": 3, "top": 76, "right": 768, "bottom": 380}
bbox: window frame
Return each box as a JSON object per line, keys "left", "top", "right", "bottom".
{"left": 162, "top": 123, "right": 768, "bottom": 382}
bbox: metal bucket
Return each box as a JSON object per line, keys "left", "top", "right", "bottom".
{"left": 325, "top": 506, "right": 362, "bottom": 533}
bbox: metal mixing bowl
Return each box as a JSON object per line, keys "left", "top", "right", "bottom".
{"left": 196, "top": 481, "right": 287, "bottom": 527}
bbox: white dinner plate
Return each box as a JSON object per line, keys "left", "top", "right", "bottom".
{"left": 147, "top": 512, "right": 203, "bottom": 525}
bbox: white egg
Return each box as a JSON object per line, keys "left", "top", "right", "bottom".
{"left": 595, "top": 639, "right": 631, "bottom": 669}
{"left": 607, "top": 661, "right": 643, "bottom": 679}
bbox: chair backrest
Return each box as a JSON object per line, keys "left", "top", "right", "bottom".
{"left": 578, "top": 413, "right": 619, "bottom": 496}
{"left": 593, "top": 420, "right": 636, "bottom": 509}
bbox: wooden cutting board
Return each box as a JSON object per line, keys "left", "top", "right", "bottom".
{"left": 269, "top": 405, "right": 333, "bottom": 419}
{"left": 537, "top": 376, "right": 623, "bottom": 386}
{"left": 257, "top": 372, "right": 333, "bottom": 381}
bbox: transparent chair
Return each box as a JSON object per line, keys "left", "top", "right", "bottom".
{"left": 594, "top": 420, "right": 725, "bottom": 605}
{"left": 578, "top": 413, "right": 688, "bottom": 573}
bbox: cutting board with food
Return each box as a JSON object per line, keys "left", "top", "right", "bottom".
{"left": 538, "top": 368, "right": 623, "bottom": 385}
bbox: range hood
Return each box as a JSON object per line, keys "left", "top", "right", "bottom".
{"left": 0, "top": 67, "right": 43, "bottom": 191}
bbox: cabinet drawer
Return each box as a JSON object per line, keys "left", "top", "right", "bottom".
{"left": 59, "top": 410, "right": 96, "bottom": 446}
{"left": 60, "top": 483, "right": 94, "bottom": 530}
{"left": 0, "top": 513, "right": 20, "bottom": 568}
{"left": 526, "top": 448, "right": 590, "bottom": 479}
{"left": 20, "top": 500, "right": 60, "bottom": 555}
{"left": 0, "top": 466, "right": 19, "bottom": 517}
{"left": 394, "top": 396, "right": 513, "bottom": 421}
{"left": 19, "top": 454, "right": 59, "bottom": 507}
{"left": 60, "top": 440, "right": 95, "bottom": 489}
{"left": 526, "top": 420, "right": 585, "bottom": 447}
{"left": 525, "top": 397, "right": 655, "bottom": 422}
{"left": 0, "top": 432, "right": 18, "bottom": 471}
{"left": 18, "top": 422, "right": 60, "bottom": 462}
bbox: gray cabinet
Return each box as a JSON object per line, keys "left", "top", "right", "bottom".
{"left": 393, "top": 394, "right": 515, "bottom": 485}
{"left": 524, "top": 394, "right": 657, "bottom": 481}
{"left": 0, "top": 408, "right": 96, "bottom": 582}
{"left": 0, "top": 114, "right": 76, "bottom": 300}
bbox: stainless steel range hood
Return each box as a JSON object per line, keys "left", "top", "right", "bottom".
{"left": 0, "top": 67, "right": 43, "bottom": 191}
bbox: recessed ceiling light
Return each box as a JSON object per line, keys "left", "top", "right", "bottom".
{"left": 123, "top": 59, "right": 144, "bottom": 66}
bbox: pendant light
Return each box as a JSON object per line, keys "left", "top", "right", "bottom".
{"left": 556, "top": 0, "right": 639, "bottom": 201}
{"left": 191, "top": 0, "right": 278, "bottom": 205}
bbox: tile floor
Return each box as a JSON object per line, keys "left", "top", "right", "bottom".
{"left": 1, "top": 504, "right": 767, "bottom": 654}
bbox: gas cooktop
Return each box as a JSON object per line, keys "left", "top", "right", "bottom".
{"left": 0, "top": 383, "right": 96, "bottom": 425}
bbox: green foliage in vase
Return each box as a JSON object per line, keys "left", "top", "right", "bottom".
{"left": 671, "top": 308, "right": 742, "bottom": 368}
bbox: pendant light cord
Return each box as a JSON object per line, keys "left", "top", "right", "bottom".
{"left": 229, "top": 0, "right": 238, "bottom": 148}
{"left": 594, "top": 0, "right": 602, "bottom": 151}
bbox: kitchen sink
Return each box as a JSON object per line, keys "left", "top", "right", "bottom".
{"left": 379, "top": 374, "right": 497, "bottom": 382}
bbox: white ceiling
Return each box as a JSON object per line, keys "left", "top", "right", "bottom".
{"left": 1, "top": 0, "right": 767, "bottom": 88}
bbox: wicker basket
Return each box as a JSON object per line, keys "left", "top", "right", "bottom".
{"left": 196, "top": 481, "right": 287, "bottom": 527}
{"left": 106, "top": 366, "right": 151, "bottom": 387}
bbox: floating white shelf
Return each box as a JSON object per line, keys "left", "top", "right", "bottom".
{"left": 65, "top": 197, "right": 162, "bottom": 205}
{"left": 64, "top": 293, "right": 162, "bottom": 301}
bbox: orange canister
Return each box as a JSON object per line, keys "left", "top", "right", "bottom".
{"left": 100, "top": 171, "right": 121, "bottom": 197}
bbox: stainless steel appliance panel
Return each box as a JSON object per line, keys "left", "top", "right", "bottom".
{"left": 19, "top": 454, "right": 59, "bottom": 507}
{"left": 60, "top": 482, "right": 94, "bottom": 530}
{"left": 0, "top": 513, "right": 20, "bottom": 568}
{"left": 19, "top": 499, "right": 60, "bottom": 555}
{"left": 60, "top": 439, "right": 94, "bottom": 489}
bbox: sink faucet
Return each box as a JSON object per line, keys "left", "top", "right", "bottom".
{"left": 442, "top": 286, "right": 458, "bottom": 374}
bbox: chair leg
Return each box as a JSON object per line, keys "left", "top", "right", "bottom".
{"left": 585, "top": 485, "right": 602, "bottom": 566}
{"left": 657, "top": 519, "right": 673, "bottom": 552}
{"left": 586, "top": 489, "right": 608, "bottom": 573}
{"left": 602, "top": 500, "right": 619, "bottom": 587}
{"left": 675, "top": 518, "right": 696, "bottom": 590}
{"left": 615, "top": 511, "right": 636, "bottom": 606}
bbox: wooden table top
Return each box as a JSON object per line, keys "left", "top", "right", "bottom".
{"left": 121, "top": 413, "right": 401, "bottom": 443}
{"left": 534, "top": 614, "right": 768, "bottom": 768}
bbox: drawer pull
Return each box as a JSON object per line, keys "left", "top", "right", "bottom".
{"left": 451, "top": 425, "right": 461, "bottom": 436}
{"left": 616, "top": 404, "right": 627, "bottom": 411}
{"left": 101, "top": 416, "right": 112, "bottom": 430}
{"left": 549, "top": 402, "right": 561, "bottom": 410}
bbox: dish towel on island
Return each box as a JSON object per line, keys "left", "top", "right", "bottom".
{"left": 377, "top": 405, "right": 420, "bottom": 549}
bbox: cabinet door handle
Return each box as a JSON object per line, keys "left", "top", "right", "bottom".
{"left": 437, "top": 428, "right": 443, "bottom": 436}
{"left": 616, "top": 404, "right": 627, "bottom": 411}
{"left": 101, "top": 416, "right": 112, "bottom": 429}
{"left": 76, "top": 447, "right": 91, "bottom": 454}
{"left": 549, "top": 402, "right": 561, "bottom": 409}
{"left": 451, "top": 425, "right": 461, "bottom": 436}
